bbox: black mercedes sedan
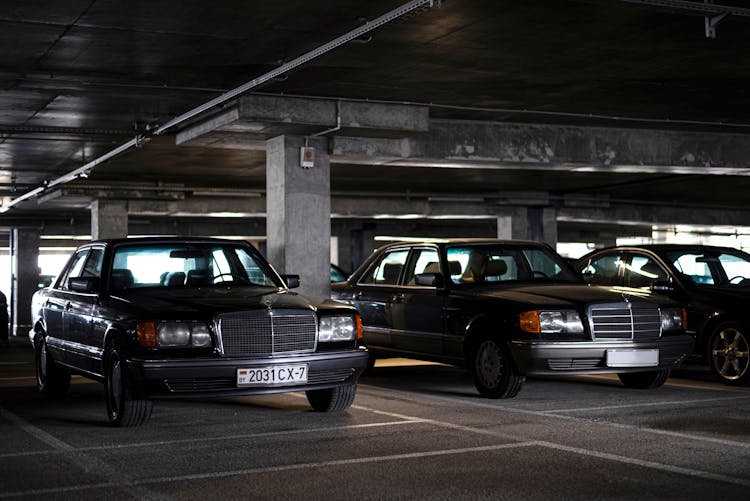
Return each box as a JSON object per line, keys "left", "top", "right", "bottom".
{"left": 575, "top": 244, "right": 750, "bottom": 386}
{"left": 30, "top": 237, "right": 368, "bottom": 426}
{"left": 332, "top": 239, "right": 693, "bottom": 398}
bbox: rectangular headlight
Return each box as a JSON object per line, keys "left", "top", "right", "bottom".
{"left": 660, "top": 307, "right": 684, "bottom": 331}
{"left": 319, "top": 316, "right": 356, "bottom": 342}
{"left": 157, "top": 321, "right": 212, "bottom": 347}
{"left": 539, "top": 310, "right": 584, "bottom": 334}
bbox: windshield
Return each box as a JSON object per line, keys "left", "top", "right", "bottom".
{"left": 110, "top": 243, "right": 281, "bottom": 290}
{"left": 666, "top": 249, "right": 750, "bottom": 286}
{"left": 446, "top": 244, "right": 580, "bottom": 285}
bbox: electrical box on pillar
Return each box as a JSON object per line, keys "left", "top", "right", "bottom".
{"left": 300, "top": 146, "right": 315, "bottom": 168}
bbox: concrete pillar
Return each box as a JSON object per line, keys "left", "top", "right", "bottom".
{"left": 11, "top": 228, "right": 39, "bottom": 338}
{"left": 498, "top": 207, "right": 557, "bottom": 246}
{"left": 497, "top": 208, "right": 528, "bottom": 240}
{"left": 91, "top": 200, "right": 128, "bottom": 240}
{"left": 266, "top": 135, "right": 331, "bottom": 299}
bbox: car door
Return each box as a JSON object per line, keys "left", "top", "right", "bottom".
{"left": 621, "top": 251, "right": 670, "bottom": 289}
{"left": 351, "top": 248, "right": 410, "bottom": 351}
{"left": 42, "top": 249, "right": 90, "bottom": 366}
{"left": 63, "top": 246, "right": 105, "bottom": 374}
{"left": 390, "top": 246, "right": 445, "bottom": 356}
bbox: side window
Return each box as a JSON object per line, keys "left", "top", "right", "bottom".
{"left": 58, "top": 250, "right": 90, "bottom": 291}
{"left": 582, "top": 253, "right": 624, "bottom": 286}
{"left": 404, "top": 248, "right": 440, "bottom": 286}
{"left": 624, "top": 254, "right": 668, "bottom": 288}
{"left": 671, "top": 254, "right": 714, "bottom": 285}
{"left": 360, "top": 250, "right": 409, "bottom": 285}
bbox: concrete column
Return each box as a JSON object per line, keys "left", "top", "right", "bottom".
{"left": 266, "top": 135, "right": 331, "bottom": 299}
{"left": 498, "top": 207, "right": 557, "bottom": 246}
{"left": 91, "top": 200, "right": 128, "bottom": 240}
{"left": 497, "top": 208, "right": 528, "bottom": 240}
{"left": 11, "top": 228, "right": 39, "bottom": 338}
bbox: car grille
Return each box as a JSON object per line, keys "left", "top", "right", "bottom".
{"left": 217, "top": 309, "right": 317, "bottom": 357}
{"left": 589, "top": 302, "right": 661, "bottom": 341}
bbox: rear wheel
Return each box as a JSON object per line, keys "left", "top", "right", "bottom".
{"left": 104, "top": 340, "right": 152, "bottom": 427}
{"left": 471, "top": 335, "right": 524, "bottom": 398}
{"left": 617, "top": 369, "right": 670, "bottom": 389}
{"left": 709, "top": 322, "right": 750, "bottom": 386}
{"left": 306, "top": 384, "right": 357, "bottom": 412}
{"left": 35, "top": 335, "right": 70, "bottom": 396}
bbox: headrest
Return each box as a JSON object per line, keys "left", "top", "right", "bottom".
{"left": 484, "top": 260, "right": 507, "bottom": 276}
{"left": 382, "top": 262, "right": 402, "bottom": 283}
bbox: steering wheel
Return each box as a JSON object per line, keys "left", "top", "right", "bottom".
{"left": 532, "top": 271, "right": 549, "bottom": 278}
{"left": 729, "top": 275, "right": 746, "bottom": 284}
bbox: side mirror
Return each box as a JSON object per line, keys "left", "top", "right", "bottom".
{"left": 68, "top": 277, "right": 99, "bottom": 293}
{"left": 415, "top": 272, "right": 444, "bottom": 288}
{"left": 281, "top": 274, "right": 300, "bottom": 289}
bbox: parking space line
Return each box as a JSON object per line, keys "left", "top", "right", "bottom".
{"left": 358, "top": 385, "right": 750, "bottom": 450}
{"left": 0, "top": 419, "right": 427, "bottom": 459}
{"left": 1, "top": 442, "right": 539, "bottom": 498}
{"left": 353, "top": 401, "right": 750, "bottom": 488}
{"left": 543, "top": 394, "right": 750, "bottom": 414}
{"left": 0, "top": 406, "right": 168, "bottom": 500}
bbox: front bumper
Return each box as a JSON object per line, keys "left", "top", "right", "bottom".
{"left": 510, "top": 335, "right": 695, "bottom": 376}
{"left": 127, "top": 348, "right": 369, "bottom": 399}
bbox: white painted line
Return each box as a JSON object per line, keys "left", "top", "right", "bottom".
{"left": 358, "top": 385, "right": 750, "bottom": 450}
{"left": 0, "top": 407, "right": 168, "bottom": 500}
{"left": 352, "top": 402, "right": 750, "bottom": 488}
{"left": 0, "top": 442, "right": 540, "bottom": 498}
{"left": 544, "top": 394, "right": 750, "bottom": 414}
{"left": 0, "top": 419, "right": 428, "bottom": 459}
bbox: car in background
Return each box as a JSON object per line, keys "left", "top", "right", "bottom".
{"left": 30, "top": 237, "right": 368, "bottom": 426}
{"left": 575, "top": 244, "right": 750, "bottom": 385}
{"left": 332, "top": 239, "right": 693, "bottom": 398}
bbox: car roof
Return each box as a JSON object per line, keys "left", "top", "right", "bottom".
{"left": 378, "top": 238, "right": 544, "bottom": 248}
{"left": 584, "top": 243, "right": 745, "bottom": 254}
{"left": 87, "top": 236, "right": 247, "bottom": 246}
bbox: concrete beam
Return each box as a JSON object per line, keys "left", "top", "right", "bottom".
{"left": 177, "top": 95, "right": 429, "bottom": 149}
{"left": 331, "top": 120, "right": 750, "bottom": 176}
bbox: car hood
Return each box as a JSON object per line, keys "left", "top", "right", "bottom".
{"left": 108, "top": 286, "right": 351, "bottom": 319}
{"left": 455, "top": 283, "right": 664, "bottom": 308}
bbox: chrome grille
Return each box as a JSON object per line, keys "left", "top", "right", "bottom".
{"left": 217, "top": 309, "right": 317, "bottom": 357}
{"left": 589, "top": 302, "right": 661, "bottom": 341}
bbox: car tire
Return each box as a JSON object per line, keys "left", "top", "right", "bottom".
{"left": 708, "top": 322, "right": 750, "bottom": 386}
{"left": 306, "top": 384, "right": 357, "bottom": 412}
{"left": 104, "top": 340, "right": 152, "bottom": 427}
{"left": 35, "top": 335, "right": 70, "bottom": 396}
{"left": 617, "top": 369, "right": 670, "bottom": 389}
{"left": 471, "top": 335, "right": 524, "bottom": 398}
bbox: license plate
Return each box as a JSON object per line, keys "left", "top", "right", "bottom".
{"left": 237, "top": 364, "right": 308, "bottom": 386}
{"left": 606, "top": 349, "right": 659, "bottom": 367}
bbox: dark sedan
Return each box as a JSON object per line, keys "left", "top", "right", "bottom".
{"left": 332, "top": 239, "right": 693, "bottom": 398}
{"left": 575, "top": 244, "right": 750, "bottom": 385}
{"left": 30, "top": 237, "right": 368, "bottom": 426}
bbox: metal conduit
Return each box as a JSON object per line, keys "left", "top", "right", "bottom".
{"left": 0, "top": 0, "right": 439, "bottom": 213}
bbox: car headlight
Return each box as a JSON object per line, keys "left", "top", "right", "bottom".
{"left": 520, "top": 310, "right": 584, "bottom": 334}
{"left": 137, "top": 321, "right": 212, "bottom": 348}
{"left": 319, "top": 315, "right": 361, "bottom": 342}
{"left": 660, "top": 307, "right": 685, "bottom": 331}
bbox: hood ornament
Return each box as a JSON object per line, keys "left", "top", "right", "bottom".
{"left": 262, "top": 295, "right": 274, "bottom": 309}
{"left": 621, "top": 293, "right": 631, "bottom": 303}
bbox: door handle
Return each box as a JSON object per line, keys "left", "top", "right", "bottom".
{"left": 391, "top": 293, "right": 405, "bottom": 303}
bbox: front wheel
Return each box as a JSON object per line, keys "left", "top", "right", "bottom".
{"left": 104, "top": 340, "right": 152, "bottom": 427}
{"left": 471, "top": 336, "right": 524, "bottom": 398}
{"left": 617, "top": 369, "right": 670, "bottom": 389}
{"left": 35, "top": 336, "right": 70, "bottom": 396}
{"left": 709, "top": 322, "right": 750, "bottom": 386}
{"left": 306, "top": 384, "right": 357, "bottom": 412}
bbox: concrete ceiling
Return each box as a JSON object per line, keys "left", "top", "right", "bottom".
{"left": 2, "top": 0, "right": 750, "bottom": 237}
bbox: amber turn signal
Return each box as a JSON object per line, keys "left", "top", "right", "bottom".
{"left": 355, "top": 315, "right": 363, "bottom": 340}
{"left": 137, "top": 321, "right": 158, "bottom": 348}
{"left": 519, "top": 311, "right": 541, "bottom": 334}
{"left": 681, "top": 308, "right": 688, "bottom": 330}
